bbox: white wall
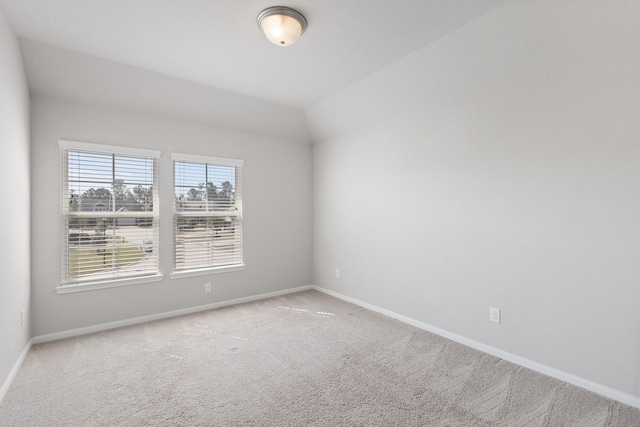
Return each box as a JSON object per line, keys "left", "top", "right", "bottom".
{"left": 30, "top": 95, "right": 312, "bottom": 336}
{"left": 309, "top": 0, "right": 640, "bottom": 399}
{"left": 0, "top": 6, "right": 30, "bottom": 393}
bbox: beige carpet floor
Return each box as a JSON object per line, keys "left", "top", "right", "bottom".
{"left": 1, "top": 290, "right": 638, "bottom": 426}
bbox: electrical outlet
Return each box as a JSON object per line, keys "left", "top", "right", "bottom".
{"left": 489, "top": 307, "right": 501, "bottom": 324}
{"left": 204, "top": 282, "right": 212, "bottom": 293}
{"left": 335, "top": 269, "right": 340, "bottom": 278}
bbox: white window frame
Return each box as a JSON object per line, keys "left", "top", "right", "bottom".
{"left": 57, "top": 140, "right": 163, "bottom": 294}
{"left": 170, "top": 152, "right": 245, "bottom": 279}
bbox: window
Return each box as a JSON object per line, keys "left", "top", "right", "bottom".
{"left": 172, "top": 153, "right": 244, "bottom": 276}
{"left": 59, "top": 140, "right": 161, "bottom": 292}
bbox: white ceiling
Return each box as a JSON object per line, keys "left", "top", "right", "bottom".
{"left": 0, "top": 0, "right": 512, "bottom": 108}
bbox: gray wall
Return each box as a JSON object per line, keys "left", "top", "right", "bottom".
{"left": 0, "top": 7, "right": 30, "bottom": 392}
{"left": 30, "top": 94, "right": 312, "bottom": 336}
{"left": 309, "top": 0, "right": 640, "bottom": 398}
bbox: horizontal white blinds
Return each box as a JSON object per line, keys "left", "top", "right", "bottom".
{"left": 173, "top": 156, "right": 243, "bottom": 271}
{"left": 61, "top": 143, "right": 159, "bottom": 285}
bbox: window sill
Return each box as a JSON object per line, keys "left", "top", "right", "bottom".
{"left": 170, "top": 264, "right": 245, "bottom": 280}
{"left": 56, "top": 274, "right": 164, "bottom": 294}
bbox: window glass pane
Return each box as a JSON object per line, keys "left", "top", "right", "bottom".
{"left": 206, "top": 164, "right": 236, "bottom": 211}
{"left": 62, "top": 144, "right": 159, "bottom": 286}
{"left": 68, "top": 217, "right": 156, "bottom": 280}
{"left": 173, "top": 156, "right": 243, "bottom": 272}
{"left": 68, "top": 151, "right": 155, "bottom": 213}
{"left": 175, "top": 162, "right": 206, "bottom": 212}
{"left": 114, "top": 155, "right": 154, "bottom": 212}
{"left": 174, "top": 216, "right": 242, "bottom": 271}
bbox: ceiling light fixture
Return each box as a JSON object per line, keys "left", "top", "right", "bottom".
{"left": 257, "top": 6, "right": 307, "bottom": 47}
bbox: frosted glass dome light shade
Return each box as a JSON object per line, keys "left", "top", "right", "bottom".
{"left": 257, "top": 6, "right": 307, "bottom": 47}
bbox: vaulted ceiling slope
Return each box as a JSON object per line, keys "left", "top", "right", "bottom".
{"left": 19, "top": 39, "right": 312, "bottom": 143}
{"left": 0, "top": 0, "right": 512, "bottom": 109}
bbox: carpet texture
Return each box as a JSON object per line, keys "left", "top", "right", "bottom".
{"left": 1, "top": 290, "right": 638, "bottom": 426}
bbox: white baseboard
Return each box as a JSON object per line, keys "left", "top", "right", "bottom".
{"left": 32, "top": 285, "right": 313, "bottom": 344}
{"left": 0, "top": 338, "right": 33, "bottom": 404}
{"left": 310, "top": 285, "right": 640, "bottom": 409}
